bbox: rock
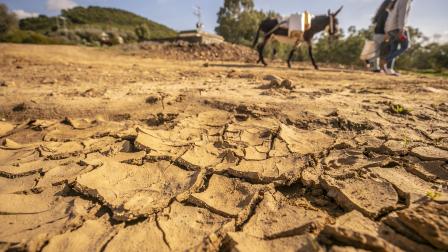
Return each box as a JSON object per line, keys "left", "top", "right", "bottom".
{"left": 63, "top": 118, "right": 97, "bottom": 130}
{"left": 320, "top": 211, "right": 402, "bottom": 252}
{"left": 145, "top": 95, "right": 160, "bottom": 104}
{"left": 263, "top": 74, "right": 282, "bottom": 82}
{"left": 188, "top": 174, "right": 263, "bottom": 225}
{"left": 42, "top": 218, "right": 116, "bottom": 252}
{"left": 280, "top": 79, "right": 295, "bottom": 90}
{"left": 12, "top": 102, "right": 28, "bottom": 112}
{"left": 225, "top": 232, "right": 318, "bottom": 252}
{"left": 396, "top": 202, "right": 448, "bottom": 250}
{"left": 74, "top": 159, "right": 205, "bottom": 221}
{"left": 320, "top": 175, "right": 398, "bottom": 218}
{"left": 242, "top": 192, "right": 327, "bottom": 239}
{"left": 239, "top": 73, "right": 256, "bottom": 79}
{"left": 41, "top": 78, "right": 57, "bottom": 84}
{"left": 410, "top": 146, "right": 448, "bottom": 161}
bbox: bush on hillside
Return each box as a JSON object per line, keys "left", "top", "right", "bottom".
{"left": 19, "top": 15, "right": 58, "bottom": 34}
{"left": 0, "top": 4, "right": 18, "bottom": 35}
{"left": 0, "top": 30, "right": 61, "bottom": 44}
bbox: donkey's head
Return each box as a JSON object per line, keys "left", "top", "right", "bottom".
{"left": 327, "top": 6, "right": 343, "bottom": 37}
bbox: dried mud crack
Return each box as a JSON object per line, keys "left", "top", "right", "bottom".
{"left": 0, "top": 44, "right": 447, "bottom": 251}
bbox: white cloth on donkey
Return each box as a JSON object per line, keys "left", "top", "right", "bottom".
{"left": 280, "top": 12, "right": 313, "bottom": 38}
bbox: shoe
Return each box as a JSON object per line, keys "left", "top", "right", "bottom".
{"left": 372, "top": 69, "right": 382, "bottom": 73}
{"left": 384, "top": 65, "right": 400, "bottom": 76}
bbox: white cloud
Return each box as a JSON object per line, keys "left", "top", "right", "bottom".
{"left": 13, "top": 9, "right": 39, "bottom": 19}
{"left": 47, "top": 0, "right": 78, "bottom": 12}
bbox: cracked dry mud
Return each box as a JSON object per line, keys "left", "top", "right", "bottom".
{"left": 1, "top": 44, "right": 448, "bottom": 251}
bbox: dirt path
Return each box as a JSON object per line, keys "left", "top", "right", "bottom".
{"left": 1, "top": 43, "right": 447, "bottom": 251}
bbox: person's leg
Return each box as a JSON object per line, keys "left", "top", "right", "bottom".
{"left": 385, "top": 30, "right": 410, "bottom": 69}
{"left": 385, "top": 31, "right": 400, "bottom": 68}
{"left": 372, "top": 34, "right": 385, "bottom": 71}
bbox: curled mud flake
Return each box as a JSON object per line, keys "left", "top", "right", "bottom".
{"left": 188, "top": 174, "right": 263, "bottom": 225}
{"left": 177, "top": 144, "right": 222, "bottom": 170}
{"left": 279, "top": 124, "right": 334, "bottom": 155}
{"left": 227, "top": 157, "right": 306, "bottom": 185}
{"left": 410, "top": 146, "right": 448, "bottom": 161}
{"left": 370, "top": 166, "right": 448, "bottom": 205}
{"left": 39, "top": 141, "right": 84, "bottom": 160}
{"left": 106, "top": 202, "right": 234, "bottom": 252}
{"left": 42, "top": 218, "right": 117, "bottom": 252}
{"left": 320, "top": 175, "right": 399, "bottom": 218}
{"left": 0, "top": 189, "right": 88, "bottom": 251}
{"left": 0, "top": 122, "right": 16, "bottom": 137}
{"left": 395, "top": 202, "right": 448, "bottom": 250}
{"left": 224, "top": 232, "right": 318, "bottom": 252}
{"left": 74, "top": 159, "right": 205, "bottom": 221}
{"left": 242, "top": 192, "right": 328, "bottom": 239}
{"left": 319, "top": 211, "right": 403, "bottom": 252}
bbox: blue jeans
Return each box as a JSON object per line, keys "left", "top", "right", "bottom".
{"left": 385, "top": 30, "right": 409, "bottom": 68}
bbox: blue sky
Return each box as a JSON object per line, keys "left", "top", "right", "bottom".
{"left": 2, "top": 0, "right": 448, "bottom": 41}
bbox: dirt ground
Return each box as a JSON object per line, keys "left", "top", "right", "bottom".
{"left": 0, "top": 43, "right": 447, "bottom": 251}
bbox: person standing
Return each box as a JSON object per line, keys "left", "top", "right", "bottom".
{"left": 366, "top": 0, "right": 394, "bottom": 73}
{"left": 382, "top": 0, "right": 413, "bottom": 76}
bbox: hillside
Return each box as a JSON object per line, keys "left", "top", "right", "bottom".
{"left": 19, "top": 6, "right": 176, "bottom": 39}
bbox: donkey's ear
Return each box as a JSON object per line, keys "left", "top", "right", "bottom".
{"left": 328, "top": 9, "right": 331, "bottom": 16}
{"left": 334, "top": 6, "right": 343, "bottom": 16}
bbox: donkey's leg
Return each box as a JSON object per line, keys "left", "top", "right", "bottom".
{"left": 287, "top": 41, "right": 301, "bottom": 69}
{"left": 287, "top": 49, "right": 295, "bottom": 69}
{"left": 257, "top": 35, "right": 271, "bottom": 66}
{"left": 307, "top": 43, "right": 319, "bottom": 70}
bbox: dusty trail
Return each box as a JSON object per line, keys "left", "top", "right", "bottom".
{"left": 0, "top": 43, "right": 447, "bottom": 251}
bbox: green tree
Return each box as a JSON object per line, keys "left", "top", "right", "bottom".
{"left": 215, "top": 0, "right": 267, "bottom": 45}
{"left": 135, "top": 23, "right": 150, "bottom": 42}
{"left": 0, "top": 4, "right": 18, "bottom": 35}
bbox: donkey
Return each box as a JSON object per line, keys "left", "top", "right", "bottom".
{"left": 252, "top": 7, "right": 343, "bottom": 70}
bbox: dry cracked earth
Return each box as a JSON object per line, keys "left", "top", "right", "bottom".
{"left": 0, "top": 43, "right": 448, "bottom": 252}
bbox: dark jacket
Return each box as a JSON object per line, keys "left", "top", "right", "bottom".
{"left": 373, "top": 0, "right": 393, "bottom": 34}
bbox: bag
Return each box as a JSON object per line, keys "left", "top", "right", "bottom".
{"left": 288, "top": 11, "right": 312, "bottom": 38}
{"left": 360, "top": 40, "right": 377, "bottom": 60}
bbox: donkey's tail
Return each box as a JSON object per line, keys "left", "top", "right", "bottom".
{"left": 252, "top": 24, "right": 261, "bottom": 49}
